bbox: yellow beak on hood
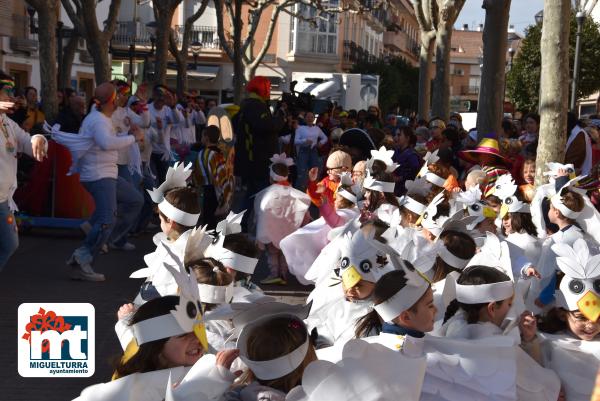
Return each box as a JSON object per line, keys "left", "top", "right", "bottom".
{"left": 342, "top": 265, "right": 363, "bottom": 289}
{"left": 194, "top": 322, "right": 209, "bottom": 352}
{"left": 498, "top": 204, "right": 509, "bottom": 219}
{"left": 577, "top": 291, "right": 600, "bottom": 323}
{"left": 484, "top": 186, "right": 496, "bottom": 198}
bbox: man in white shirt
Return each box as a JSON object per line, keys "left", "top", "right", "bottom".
{"left": 0, "top": 73, "right": 47, "bottom": 271}
{"left": 68, "top": 83, "right": 144, "bottom": 281}
{"left": 149, "top": 85, "right": 179, "bottom": 185}
{"left": 294, "top": 111, "right": 328, "bottom": 190}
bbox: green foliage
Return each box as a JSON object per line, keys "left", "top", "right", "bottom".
{"left": 506, "top": 13, "right": 600, "bottom": 113}
{"left": 351, "top": 57, "right": 419, "bottom": 115}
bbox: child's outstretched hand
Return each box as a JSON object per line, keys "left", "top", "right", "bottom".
{"left": 524, "top": 266, "right": 541, "bottom": 279}
{"left": 519, "top": 311, "right": 537, "bottom": 342}
{"left": 117, "top": 303, "right": 136, "bottom": 320}
{"left": 308, "top": 167, "right": 319, "bottom": 182}
{"left": 556, "top": 168, "right": 569, "bottom": 178}
{"left": 215, "top": 349, "right": 240, "bottom": 370}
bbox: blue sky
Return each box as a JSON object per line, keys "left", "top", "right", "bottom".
{"left": 455, "top": 0, "right": 545, "bottom": 34}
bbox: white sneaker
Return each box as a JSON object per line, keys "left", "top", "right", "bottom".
{"left": 80, "top": 221, "right": 92, "bottom": 235}
{"left": 70, "top": 263, "right": 105, "bottom": 282}
{"left": 109, "top": 242, "right": 136, "bottom": 251}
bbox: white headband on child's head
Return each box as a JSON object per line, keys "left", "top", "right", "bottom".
{"left": 424, "top": 172, "right": 446, "bottom": 188}
{"left": 363, "top": 171, "right": 396, "bottom": 193}
{"left": 148, "top": 162, "right": 200, "bottom": 227}
{"left": 336, "top": 172, "right": 358, "bottom": 204}
{"left": 205, "top": 210, "right": 259, "bottom": 274}
{"left": 368, "top": 146, "right": 400, "bottom": 173}
{"left": 416, "top": 150, "right": 445, "bottom": 187}
{"left": 132, "top": 251, "right": 207, "bottom": 349}
{"left": 374, "top": 267, "right": 430, "bottom": 322}
{"left": 401, "top": 195, "right": 426, "bottom": 215}
{"left": 437, "top": 244, "right": 470, "bottom": 270}
{"left": 455, "top": 281, "right": 514, "bottom": 304}
{"left": 338, "top": 188, "right": 358, "bottom": 204}
{"left": 269, "top": 152, "right": 294, "bottom": 182}
{"left": 197, "top": 282, "right": 234, "bottom": 305}
{"left": 550, "top": 175, "right": 586, "bottom": 219}
{"left": 158, "top": 200, "right": 201, "bottom": 227}
{"left": 236, "top": 313, "right": 310, "bottom": 380}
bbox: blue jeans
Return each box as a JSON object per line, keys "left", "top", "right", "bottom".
{"left": 295, "top": 146, "right": 321, "bottom": 191}
{"left": 110, "top": 175, "right": 144, "bottom": 246}
{"left": 0, "top": 201, "right": 19, "bottom": 271}
{"left": 73, "top": 178, "right": 118, "bottom": 265}
{"left": 133, "top": 163, "right": 155, "bottom": 233}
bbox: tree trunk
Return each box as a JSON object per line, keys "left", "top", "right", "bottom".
{"left": 176, "top": 56, "right": 187, "bottom": 98}
{"left": 431, "top": 25, "right": 452, "bottom": 120}
{"left": 87, "top": 39, "right": 111, "bottom": 84}
{"left": 59, "top": 33, "right": 80, "bottom": 89}
{"left": 476, "top": 0, "right": 511, "bottom": 140}
{"left": 535, "top": 0, "right": 571, "bottom": 185}
{"left": 36, "top": 4, "right": 59, "bottom": 121}
{"left": 153, "top": 8, "right": 176, "bottom": 86}
{"left": 232, "top": 0, "right": 244, "bottom": 104}
{"left": 417, "top": 35, "right": 435, "bottom": 119}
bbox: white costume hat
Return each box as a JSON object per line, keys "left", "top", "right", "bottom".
{"left": 418, "top": 192, "right": 478, "bottom": 239}
{"left": 369, "top": 242, "right": 431, "bottom": 322}
{"left": 417, "top": 150, "right": 446, "bottom": 188}
{"left": 204, "top": 210, "right": 259, "bottom": 275}
{"left": 147, "top": 162, "right": 200, "bottom": 227}
{"left": 487, "top": 174, "right": 530, "bottom": 221}
{"left": 366, "top": 146, "right": 399, "bottom": 173}
{"left": 362, "top": 170, "right": 395, "bottom": 193}
{"left": 454, "top": 186, "right": 497, "bottom": 229}
{"left": 131, "top": 248, "right": 208, "bottom": 349}
{"left": 235, "top": 303, "right": 312, "bottom": 381}
{"left": 335, "top": 229, "right": 393, "bottom": 288}
{"left": 269, "top": 153, "right": 294, "bottom": 182}
{"left": 553, "top": 238, "right": 600, "bottom": 322}
{"left": 336, "top": 172, "right": 360, "bottom": 204}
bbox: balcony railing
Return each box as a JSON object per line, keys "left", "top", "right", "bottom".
{"left": 343, "top": 40, "right": 379, "bottom": 64}
{"left": 461, "top": 85, "right": 480, "bottom": 95}
{"left": 173, "top": 25, "right": 220, "bottom": 49}
{"left": 112, "top": 21, "right": 155, "bottom": 46}
{"left": 9, "top": 14, "right": 38, "bottom": 52}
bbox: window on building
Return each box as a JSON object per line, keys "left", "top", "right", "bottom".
{"left": 293, "top": 0, "right": 339, "bottom": 55}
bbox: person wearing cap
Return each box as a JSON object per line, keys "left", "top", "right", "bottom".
{"left": 0, "top": 70, "right": 47, "bottom": 271}
{"left": 384, "top": 114, "right": 398, "bottom": 136}
{"left": 459, "top": 137, "right": 510, "bottom": 195}
{"left": 66, "top": 82, "right": 145, "bottom": 281}
{"left": 426, "top": 118, "right": 446, "bottom": 151}
{"left": 306, "top": 149, "right": 353, "bottom": 207}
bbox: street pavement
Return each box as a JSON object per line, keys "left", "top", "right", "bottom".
{"left": 0, "top": 227, "right": 310, "bottom": 400}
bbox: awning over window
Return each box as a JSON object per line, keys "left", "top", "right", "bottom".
{"left": 166, "top": 65, "right": 219, "bottom": 80}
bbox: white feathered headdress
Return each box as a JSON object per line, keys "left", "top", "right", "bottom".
{"left": 553, "top": 238, "right": 600, "bottom": 322}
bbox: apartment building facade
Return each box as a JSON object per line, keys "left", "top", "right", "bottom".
{"left": 0, "top": 0, "right": 420, "bottom": 104}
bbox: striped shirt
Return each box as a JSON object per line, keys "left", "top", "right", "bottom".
{"left": 194, "top": 146, "right": 233, "bottom": 206}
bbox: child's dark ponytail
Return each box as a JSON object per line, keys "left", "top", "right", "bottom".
{"left": 443, "top": 299, "right": 460, "bottom": 324}
{"left": 355, "top": 309, "right": 383, "bottom": 338}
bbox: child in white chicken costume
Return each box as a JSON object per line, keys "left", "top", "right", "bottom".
{"left": 305, "top": 228, "right": 394, "bottom": 348}
{"left": 538, "top": 239, "right": 600, "bottom": 401}
{"left": 254, "top": 153, "right": 311, "bottom": 285}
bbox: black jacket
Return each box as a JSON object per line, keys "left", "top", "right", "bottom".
{"left": 234, "top": 95, "right": 283, "bottom": 180}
